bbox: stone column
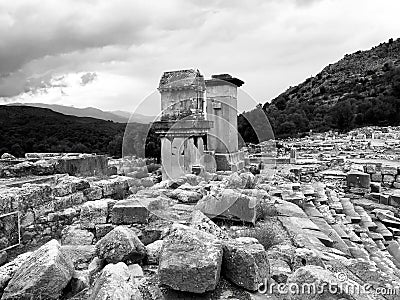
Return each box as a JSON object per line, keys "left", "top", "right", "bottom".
{"left": 161, "top": 137, "right": 172, "bottom": 181}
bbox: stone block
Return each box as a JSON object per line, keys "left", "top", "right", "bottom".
{"left": 1, "top": 240, "right": 74, "bottom": 300}
{"left": 111, "top": 198, "right": 152, "bottom": 224}
{"left": 0, "top": 252, "right": 32, "bottom": 291}
{"left": 83, "top": 186, "right": 103, "bottom": 201}
{"left": 61, "top": 245, "right": 96, "bottom": 269}
{"left": 371, "top": 173, "right": 382, "bottom": 182}
{"left": 383, "top": 174, "right": 395, "bottom": 184}
{"left": 390, "top": 193, "right": 400, "bottom": 207}
{"left": 222, "top": 238, "right": 269, "bottom": 291}
{"left": 195, "top": 189, "right": 259, "bottom": 224}
{"left": 95, "top": 226, "right": 146, "bottom": 264}
{"left": 394, "top": 182, "right": 400, "bottom": 189}
{"left": 61, "top": 224, "right": 94, "bottom": 245}
{"left": 381, "top": 166, "right": 398, "bottom": 176}
{"left": 158, "top": 225, "right": 223, "bottom": 293}
{"left": 80, "top": 200, "right": 109, "bottom": 229}
{"left": 346, "top": 171, "right": 370, "bottom": 188}
{"left": 365, "top": 164, "right": 376, "bottom": 174}
{"left": 166, "top": 188, "right": 203, "bottom": 204}
{"left": 54, "top": 191, "right": 86, "bottom": 210}
{"left": 89, "top": 262, "right": 141, "bottom": 300}
{"left": 145, "top": 240, "right": 163, "bottom": 265}
{"left": 370, "top": 182, "right": 381, "bottom": 193}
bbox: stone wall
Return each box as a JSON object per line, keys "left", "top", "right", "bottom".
{"left": 0, "top": 175, "right": 154, "bottom": 251}
{"left": 359, "top": 163, "right": 400, "bottom": 188}
{"left": 0, "top": 154, "right": 108, "bottom": 178}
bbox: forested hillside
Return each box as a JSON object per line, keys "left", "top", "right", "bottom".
{"left": 0, "top": 106, "right": 160, "bottom": 158}
{"left": 239, "top": 38, "right": 400, "bottom": 142}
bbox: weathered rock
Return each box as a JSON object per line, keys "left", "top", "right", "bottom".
{"left": 68, "top": 270, "right": 90, "bottom": 297}
{"left": 190, "top": 210, "right": 229, "bottom": 239}
{"left": 158, "top": 225, "right": 223, "bottom": 293}
{"left": 94, "top": 224, "right": 115, "bottom": 239}
{"left": 111, "top": 198, "right": 152, "bottom": 224}
{"left": 88, "top": 257, "right": 105, "bottom": 283}
{"left": 240, "top": 172, "right": 256, "bottom": 189}
{"left": 1, "top": 240, "right": 74, "bottom": 300}
{"left": 371, "top": 172, "right": 382, "bottom": 182}
{"left": 286, "top": 265, "right": 341, "bottom": 300}
{"left": 61, "top": 224, "right": 94, "bottom": 245}
{"left": 268, "top": 258, "right": 292, "bottom": 283}
{"left": 61, "top": 245, "right": 97, "bottom": 269}
{"left": 292, "top": 248, "right": 325, "bottom": 271}
{"left": 383, "top": 174, "right": 395, "bottom": 184}
{"left": 225, "top": 172, "right": 246, "bottom": 189}
{"left": 0, "top": 153, "right": 15, "bottom": 160}
{"left": 347, "top": 171, "right": 370, "bottom": 188}
{"left": 53, "top": 176, "right": 90, "bottom": 197}
{"left": 83, "top": 186, "right": 103, "bottom": 201}
{"left": 365, "top": 164, "right": 376, "bottom": 174}
{"left": 145, "top": 240, "right": 163, "bottom": 265}
{"left": 195, "top": 189, "right": 259, "bottom": 224}
{"left": 381, "top": 166, "right": 398, "bottom": 176}
{"left": 80, "top": 200, "right": 108, "bottom": 229}
{"left": 139, "top": 177, "right": 154, "bottom": 188}
{"left": 89, "top": 262, "right": 142, "bottom": 300}
{"left": 95, "top": 226, "right": 146, "bottom": 264}
{"left": 128, "top": 264, "right": 143, "bottom": 278}
{"left": 222, "top": 238, "right": 269, "bottom": 291}
{"left": 167, "top": 189, "right": 203, "bottom": 203}
{"left": 0, "top": 252, "right": 32, "bottom": 291}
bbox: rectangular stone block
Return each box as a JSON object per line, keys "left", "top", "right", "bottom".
{"left": 383, "top": 175, "right": 395, "bottom": 186}
{"left": 195, "top": 189, "right": 259, "bottom": 224}
{"left": 365, "top": 164, "right": 376, "bottom": 174}
{"left": 111, "top": 198, "right": 151, "bottom": 224}
{"left": 381, "top": 166, "right": 398, "bottom": 176}
{"left": 83, "top": 186, "right": 103, "bottom": 201}
{"left": 371, "top": 173, "right": 382, "bottom": 182}
{"left": 390, "top": 193, "right": 400, "bottom": 207}
{"left": 54, "top": 191, "right": 86, "bottom": 210}
{"left": 80, "top": 200, "right": 108, "bottom": 229}
{"left": 347, "top": 172, "right": 370, "bottom": 188}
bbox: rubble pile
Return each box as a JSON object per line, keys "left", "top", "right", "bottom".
{"left": 1, "top": 137, "right": 400, "bottom": 299}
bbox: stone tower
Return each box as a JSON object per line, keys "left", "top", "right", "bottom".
{"left": 206, "top": 74, "right": 245, "bottom": 171}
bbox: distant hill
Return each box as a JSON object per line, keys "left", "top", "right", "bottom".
{"left": 0, "top": 106, "right": 160, "bottom": 158}
{"left": 6, "top": 103, "right": 155, "bottom": 124}
{"left": 111, "top": 110, "right": 157, "bottom": 123}
{"left": 239, "top": 38, "right": 400, "bottom": 141}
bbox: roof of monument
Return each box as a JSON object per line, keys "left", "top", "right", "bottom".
{"left": 159, "top": 69, "right": 205, "bottom": 90}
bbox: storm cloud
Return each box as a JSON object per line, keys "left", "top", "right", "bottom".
{"left": 0, "top": 0, "right": 399, "bottom": 114}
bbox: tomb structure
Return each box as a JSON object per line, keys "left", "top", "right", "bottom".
{"left": 153, "top": 69, "right": 245, "bottom": 180}
{"left": 206, "top": 74, "right": 245, "bottom": 172}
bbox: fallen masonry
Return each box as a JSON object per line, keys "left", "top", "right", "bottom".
{"left": 2, "top": 126, "right": 400, "bottom": 298}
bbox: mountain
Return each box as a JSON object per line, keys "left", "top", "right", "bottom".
{"left": 0, "top": 106, "right": 160, "bottom": 158}
{"left": 5, "top": 103, "right": 155, "bottom": 124}
{"left": 239, "top": 38, "right": 400, "bottom": 141}
{"left": 111, "top": 110, "right": 157, "bottom": 123}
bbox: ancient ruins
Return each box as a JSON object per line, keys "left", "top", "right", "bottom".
{"left": 153, "top": 69, "right": 245, "bottom": 180}
{"left": 1, "top": 73, "right": 400, "bottom": 299}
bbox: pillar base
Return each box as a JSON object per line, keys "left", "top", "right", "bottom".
{"left": 215, "top": 152, "right": 245, "bottom": 172}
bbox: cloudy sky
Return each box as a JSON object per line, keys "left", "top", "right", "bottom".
{"left": 0, "top": 0, "right": 399, "bottom": 115}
